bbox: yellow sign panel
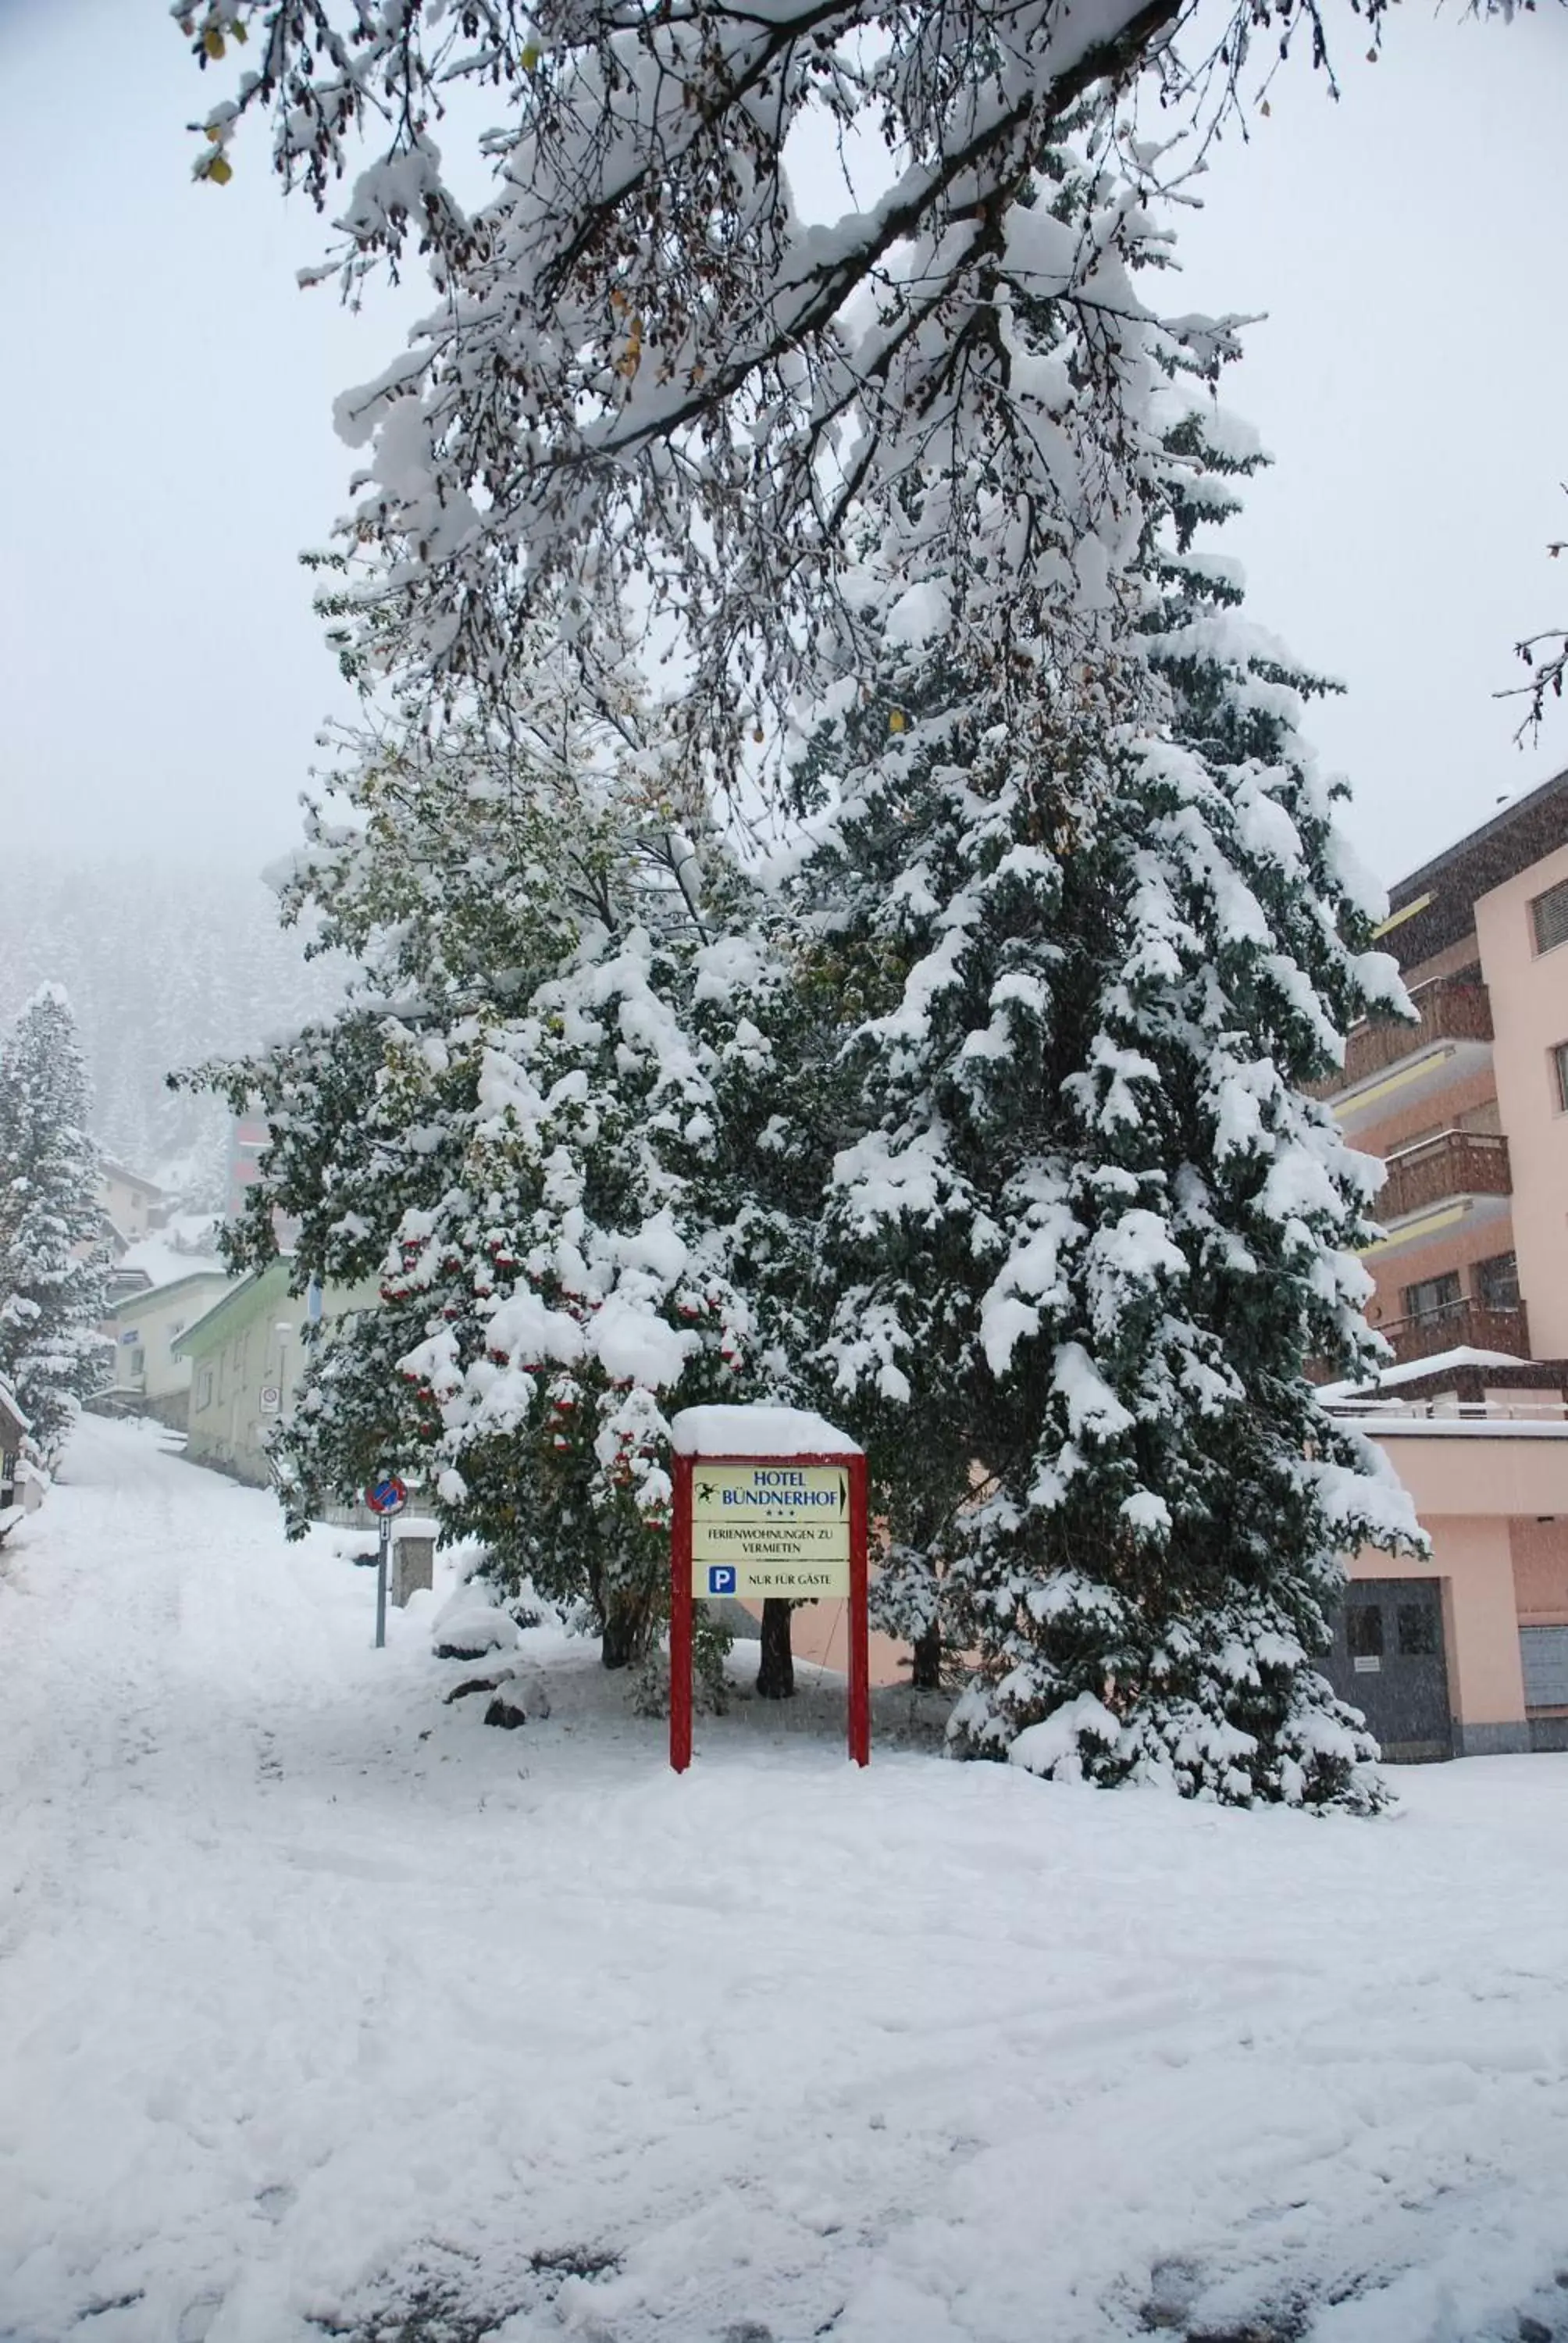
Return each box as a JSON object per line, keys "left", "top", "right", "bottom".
{"left": 690, "top": 1463, "right": 851, "bottom": 1599}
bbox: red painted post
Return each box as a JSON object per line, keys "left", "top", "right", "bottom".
{"left": 847, "top": 1450, "right": 870, "bottom": 1767}
{"left": 670, "top": 1453, "right": 693, "bottom": 1773}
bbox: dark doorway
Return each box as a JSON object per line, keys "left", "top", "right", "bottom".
{"left": 1325, "top": 1578, "right": 1452, "bottom": 1762}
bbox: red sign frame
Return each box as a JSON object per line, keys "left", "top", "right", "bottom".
{"left": 670, "top": 1449, "right": 870, "bottom": 1771}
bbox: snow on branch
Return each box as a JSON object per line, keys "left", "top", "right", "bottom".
{"left": 177, "top": 0, "right": 1363, "bottom": 801}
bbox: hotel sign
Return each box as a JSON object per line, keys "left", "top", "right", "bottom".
{"left": 690, "top": 1463, "right": 850, "bottom": 1596}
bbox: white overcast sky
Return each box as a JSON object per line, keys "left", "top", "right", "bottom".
{"left": 1, "top": 0, "right": 1565, "bottom": 887}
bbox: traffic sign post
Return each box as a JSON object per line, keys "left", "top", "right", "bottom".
{"left": 365, "top": 1475, "right": 408, "bottom": 1649}
{"left": 668, "top": 1412, "right": 869, "bottom": 1771}
{"left": 375, "top": 1514, "right": 390, "bottom": 1649}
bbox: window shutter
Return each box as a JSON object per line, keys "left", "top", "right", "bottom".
{"left": 1531, "top": 877, "right": 1568, "bottom": 955}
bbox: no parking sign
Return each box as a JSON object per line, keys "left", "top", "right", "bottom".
{"left": 365, "top": 1475, "right": 408, "bottom": 1646}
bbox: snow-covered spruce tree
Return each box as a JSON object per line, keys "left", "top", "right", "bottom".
{"left": 800, "top": 165, "right": 1420, "bottom": 1809}
{"left": 789, "top": 149, "right": 1215, "bottom": 1699}
{"left": 0, "top": 987, "right": 109, "bottom": 1470}
{"left": 200, "top": 644, "right": 826, "bottom": 1679}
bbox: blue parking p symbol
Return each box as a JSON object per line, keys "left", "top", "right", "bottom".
{"left": 707, "top": 1565, "right": 737, "bottom": 1596}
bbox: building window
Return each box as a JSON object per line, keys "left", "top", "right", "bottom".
{"left": 1474, "top": 1251, "right": 1520, "bottom": 1311}
{"left": 1520, "top": 1625, "right": 1568, "bottom": 1710}
{"left": 129, "top": 1347, "right": 145, "bottom": 1378}
{"left": 1349, "top": 1605, "right": 1384, "bottom": 1659}
{"left": 1402, "top": 1271, "right": 1461, "bottom": 1325}
{"left": 198, "top": 1367, "right": 213, "bottom": 1410}
{"left": 1531, "top": 877, "right": 1568, "bottom": 957}
{"left": 1554, "top": 1040, "right": 1568, "bottom": 1114}
{"left": 1397, "top": 1604, "right": 1437, "bottom": 1657}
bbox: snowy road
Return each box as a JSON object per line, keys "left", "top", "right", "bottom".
{"left": 3, "top": 1417, "right": 1568, "bottom": 2343}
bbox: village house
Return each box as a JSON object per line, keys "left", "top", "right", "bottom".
{"left": 173, "top": 1263, "right": 377, "bottom": 1489}
{"left": 99, "top": 1269, "right": 235, "bottom": 1432}
{"left": 95, "top": 1159, "right": 168, "bottom": 1261}
{"left": 173, "top": 1262, "right": 308, "bottom": 1488}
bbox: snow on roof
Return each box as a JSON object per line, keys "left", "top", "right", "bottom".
{"left": 98, "top": 1157, "right": 166, "bottom": 1197}
{"left": 103, "top": 1267, "right": 233, "bottom": 1320}
{"left": 1318, "top": 1346, "right": 1529, "bottom": 1403}
{"left": 0, "top": 1373, "right": 30, "bottom": 1434}
{"left": 119, "top": 1225, "right": 226, "bottom": 1293}
{"left": 670, "top": 1404, "right": 861, "bottom": 1458}
{"left": 1383, "top": 764, "right": 1568, "bottom": 903}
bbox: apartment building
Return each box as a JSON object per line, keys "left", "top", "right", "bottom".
{"left": 1325, "top": 767, "right": 1568, "bottom": 1364}
{"left": 1313, "top": 768, "right": 1568, "bottom": 1760}
{"left": 224, "top": 1112, "right": 270, "bottom": 1222}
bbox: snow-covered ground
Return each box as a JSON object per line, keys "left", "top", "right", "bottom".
{"left": 3, "top": 1418, "right": 1568, "bottom": 2343}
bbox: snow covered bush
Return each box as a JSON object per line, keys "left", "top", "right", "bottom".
{"left": 0, "top": 987, "right": 109, "bottom": 1471}
{"left": 200, "top": 639, "right": 821, "bottom": 1672}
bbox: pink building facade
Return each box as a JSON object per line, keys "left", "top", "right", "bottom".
{"left": 1315, "top": 769, "right": 1568, "bottom": 1759}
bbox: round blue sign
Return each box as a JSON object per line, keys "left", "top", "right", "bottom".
{"left": 365, "top": 1475, "right": 408, "bottom": 1517}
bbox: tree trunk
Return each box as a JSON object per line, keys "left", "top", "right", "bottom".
{"left": 911, "top": 1619, "right": 942, "bottom": 1692}
{"left": 755, "top": 1598, "right": 795, "bottom": 1699}
{"left": 600, "top": 1605, "right": 637, "bottom": 1669}
{"left": 598, "top": 1584, "right": 655, "bottom": 1671}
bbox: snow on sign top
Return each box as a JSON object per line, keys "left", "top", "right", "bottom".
{"left": 669, "top": 1405, "right": 861, "bottom": 1459}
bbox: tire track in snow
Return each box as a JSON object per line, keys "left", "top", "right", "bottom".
{"left": 3, "top": 1416, "right": 1568, "bottom": 2343}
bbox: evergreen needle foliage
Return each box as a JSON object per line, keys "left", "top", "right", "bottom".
{"left": 0, "top": 988, "right": 110, "bottom": 1470}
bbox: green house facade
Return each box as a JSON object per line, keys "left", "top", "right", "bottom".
{"left": 173, "top": 1264, "right": 376, "bottom": 1489}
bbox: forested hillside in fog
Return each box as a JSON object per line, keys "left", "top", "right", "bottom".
{"left": 0, "top": 858, "right": 344, "bottom": 1205}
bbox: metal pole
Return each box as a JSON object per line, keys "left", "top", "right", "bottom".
{"left": 670, "top": 1453, "right": 693, "bottom": 1771}
{"left": 375, "top": 1511, "right": 390, "bottom": 1649}
{"left": 848, "top": 1452, "right": 871, "bottom": 1766}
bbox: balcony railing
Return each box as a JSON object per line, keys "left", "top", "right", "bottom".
{"left": 1378, "top": 1129, "right": 1511, "bottom": 1222}
{"left": 1313, "top": 975, "right": 1493, "bottom": 1100}
{"left": 1377, "top": 1297, "right": 1532, "bottom": 1368}
{"left": 1330, "top": 1390, "right": 1563, "bottom": 1421}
